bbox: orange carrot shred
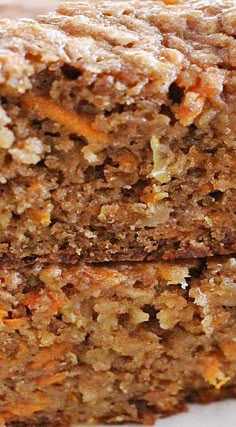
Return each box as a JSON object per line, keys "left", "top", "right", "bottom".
{"left": 22, "top": 290, "right": 64, "bottom": 315}
{"left": 36, "top": 372, "right": 66, "bottom": 387}
{"left": 30, "top": 343, "right": 70, "bottom": 369}
{"left": 27, "top": 180, "right": 43, "bottom": 193}
{"left": 0, "top": 411, "right": 13, "bottom": 421}
{"left": 3, "top": 318, "right": 28, "bottom": 329}
{"left": 31, "top": 209, "right": 51, "bottom": 225}
{"left": 203, "top": 353, "right": 230, "bottom": 390}
{"left": 4, "top": 403, "right": 47, "bottom": 417}
{"left": 22, "top": 92, "right": 109, "bottom": 144}
{"left": 175, "top": 91, "right": 205, "bottom": 126}
{"left": 221, "top": 342, "right": 236, "bottom": 361}
{"left": 22, "top": 292, "right": 40, "bottom": 308}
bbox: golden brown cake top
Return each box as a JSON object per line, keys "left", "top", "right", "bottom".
{"left": 0, "top": 0, "right": 235, "bottom": 95}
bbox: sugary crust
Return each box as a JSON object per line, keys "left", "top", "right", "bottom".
{"left": 1, "top": 0, "right": 235, "bottom": 90}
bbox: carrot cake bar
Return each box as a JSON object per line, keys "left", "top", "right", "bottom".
{"left": 0, "top": 257, "right": 235, "bottom": 425}
{"left": 0, "top": 0, "right": 235, "bottom": 264}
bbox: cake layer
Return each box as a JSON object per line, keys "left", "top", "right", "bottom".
{"left": 0, "top": 257, "right": 235, "bottom": 425}
{"left": 0, "top": 0, "right": 235, "bottom": 263}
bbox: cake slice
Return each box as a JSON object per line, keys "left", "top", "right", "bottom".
{"left": 0, "top": 0, "right": 235, "bottom": 264}
{"left": 0, "top": 257, "right": 235, "bottom": 426}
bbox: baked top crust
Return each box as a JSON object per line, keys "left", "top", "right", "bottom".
{"left": 0, "top": 0, "right": 235, "bottom": 93}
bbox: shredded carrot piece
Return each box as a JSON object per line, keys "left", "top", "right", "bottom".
{"left": 199, "top": 182, "right": 213, "bottom": 194}
{"left": 22, "top": 92, "right": 109, "bottom": 144}
{"left": 221, "top": 342, "right": 236, "bottom": 361}
{"left": 30, "top": 208, "right": 51, "bottom": 225}
{"left": 140, "top": 185, "right": 167, "bottom": 204}
{"left": 36, "top": 372, "right": 66, "bottom": 387}
{"left": 3, "top": 318, "right": 28, "bottom": 329}
{"left": 0, "top": 411, "right": 13, "bottom": 421}
{"left": 173, "top": 74, "right": 221, "bottom": 126}
{"left": 41, "top": 360, "right": 58, "bottom": 372}
{"left": 4, "top": 403, "right": 47, "bottom": 417}
{"left": 27, "top": 180, "right": 43, "bottom": 193}
{"left": 175, "top": 91, "right": 205, "bottom": 126}
{"left": 203, "top": 353, "right": 230, "bottom": 390}
{"left": 22, "top": 292, "right": 41, "bottom": 308}
{"left": 30, "top": 343, "right": 70, "bottom": 369}
{"left": 140, "top": 192, "right": 156, "bottom": 204}
{"left": 116, "top": 151, "right": 137, "bottom": 172}
{"left": 22, "top": 290, "right": 64, "bottom": 315}
{"left": 47, "top": 292, "right": 65, "bottom": 315}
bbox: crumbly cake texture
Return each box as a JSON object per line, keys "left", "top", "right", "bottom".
{"left": 0, "top": 257, "right": 234, "bottom": 426}
{"left": 0, "top": 0, "right": 235, "bottom": 263}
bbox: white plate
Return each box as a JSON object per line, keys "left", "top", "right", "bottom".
{"left": 157, "top": 401, "right": 236, "bottom": 427}
{"left": 88, "top": 401, "right": 236, "bottom": 427}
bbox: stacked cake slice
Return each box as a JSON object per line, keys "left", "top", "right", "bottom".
{"left": 0, "top": 1, "right": 235, "bottom": 425}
